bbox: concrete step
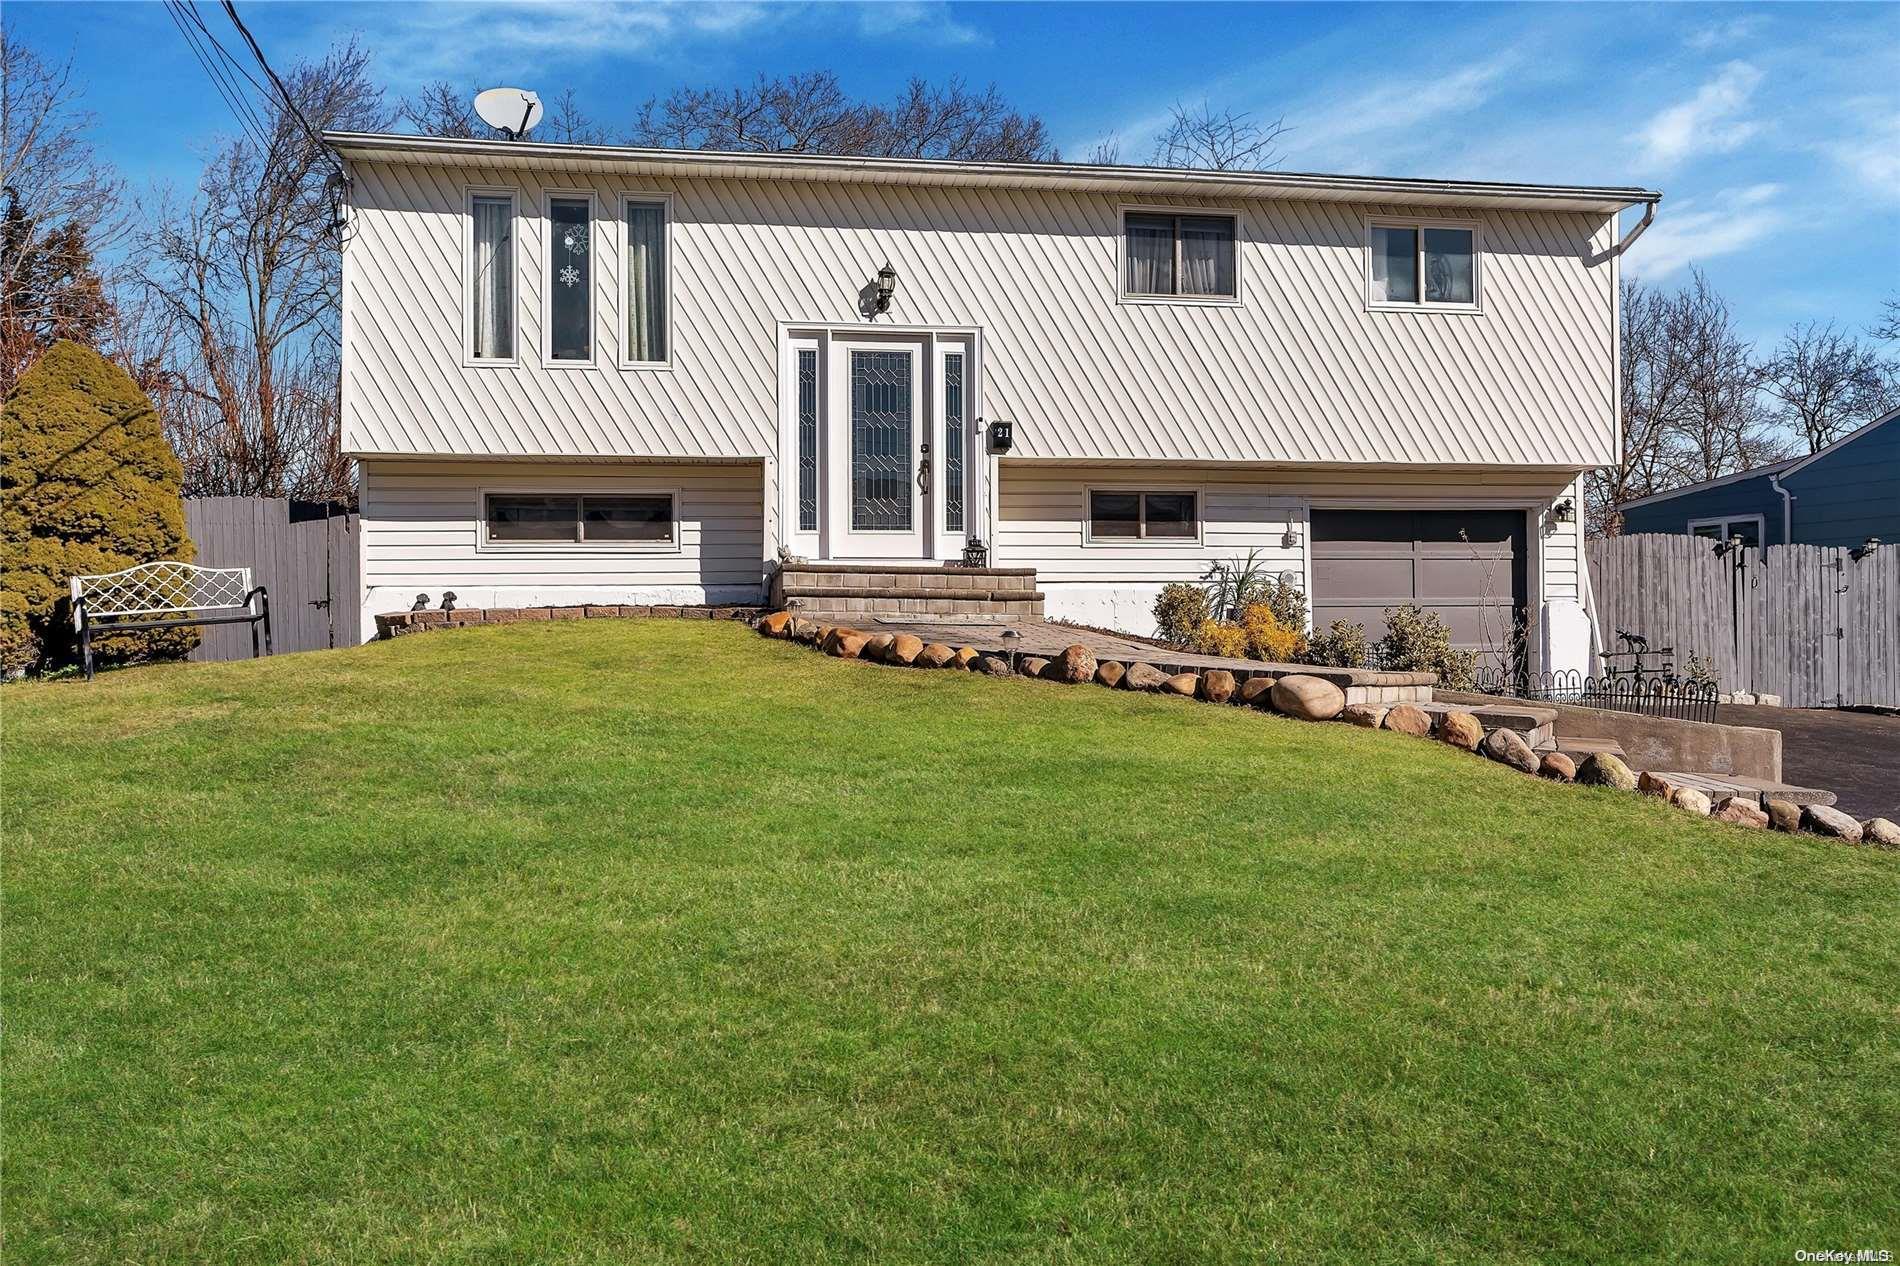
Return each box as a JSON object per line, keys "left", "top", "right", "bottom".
{"left": 1540, "top": 735, "right": 1628, "bottom": 761}
{"left": 1645, "top": 772, "right": 1836, "bottom": 808}
{"left": 1417, "top": 700, "right": 1555, "bottom": 750}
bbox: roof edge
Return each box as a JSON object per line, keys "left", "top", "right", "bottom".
{"left": 1780, "top": 406, "right": 1900, "bottom": 481}
{"left": 323, "top": 131, "right": 1661, "bottom": 211}
{"left": 1618, "top": 459, "right": 1797, "bottom": 510}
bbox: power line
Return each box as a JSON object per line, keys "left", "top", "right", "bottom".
{"left": 217, "top": 0, "right": 345, "bottom": 183}
{"left": 163, "top": 0, "right": 273, "bottom": 155}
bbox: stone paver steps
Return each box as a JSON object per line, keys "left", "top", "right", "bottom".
{"left": 1417, "top": 700, "right": 1556, "bottom": 750}
{"left": 1646, "top": 772, "right": 1837, "bottom": 808}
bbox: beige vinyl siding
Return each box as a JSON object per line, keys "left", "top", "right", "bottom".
{"left": 359, "top": 459, "right": 764, "bottom": 639}
{"left": 997, "top": 463, "right": 1580, "bottom": 637}
{"left": 342, "top": 160, "right": 1617, "bottom": 479}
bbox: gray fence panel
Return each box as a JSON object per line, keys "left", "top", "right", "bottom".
{"left": 1589, "top": 533, "right": 1899, "bottom": 708}
{"left": 183, "top": 497, "right": 359, "bottom": 662}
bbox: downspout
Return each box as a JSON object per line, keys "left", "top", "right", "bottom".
{"left": 1769, "top": 472, "right": 1794, "bottom": 546}
{"left": 1610, "top": 200, "right": 1657, "bottom": 256}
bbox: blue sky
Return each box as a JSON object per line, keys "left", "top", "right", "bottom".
{"left": 13, "top": 1, "right": 1899, "bottom": 349}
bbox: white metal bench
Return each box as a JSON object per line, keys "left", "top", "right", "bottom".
{"left": 70, "top": 561, "right": 271, "bottom": 681}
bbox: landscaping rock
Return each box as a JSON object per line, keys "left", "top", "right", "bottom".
{"left": 1199, "top": 669, "right": 1237, "bottom": 704}
{"left": 1162, "top": 672, "right": 1200, "bottom": 696}
{"left": 1382, "top": 703, "right": 1433, "bottom": 737}
{"left": 1052, "top": 645, "right": 1097, "bottom": 684}
{"left": 1757, "top": 693, "right": 1783, "bottom": 707}
{"left": 826, "top": 628, "right": 870, "bottom": 659}
{"left": 1123, "top": 662, "right": 1169, "bottom": 691}
{"left": 1341, "top": 703, "right": 1387, "bottom": 728}
{"left": 791, "top": 618, "right": 822, "bottom": 643}
{"left": 1020, "top": 657, "right": 1052, "bottom": 678}
{"left": 1672, "top": 787, "right": 1712, "bottom": 816}
{"left": 888, "top": 633, "right": 925, "bottom": 666}
{"left": 917, "top": 643, "right": 955, "bottom": 669}
{"left": 1861, "top": 818, "right": 1900, "bottom": 848}
{"left": 973, "top": 654, "right": 1014, "bottom": 677}
{"left": 1237, "top": 676, "right": 1277, "bottom": 707}
{"left": 1538, "top": 752, "right": 1577, "bottom": 782}
{"left": 1578, "top": 752, "right": 1637, "bottom": 791}
{"left": 1765, "top": 798, "right": 1802, "bottom": 832}
{"left": 1270, "top": 674, "right": 1346, "bottom": 721}
{"left": 1802, "top": 804, "right": 1863, "bottom": 842}
{"left": 1095, "top": 660, "right": 1126, "bottom": 688}
{"left": 864, "top": 633, "right": 896, "bottom": 662}
{"left": 1713, "top": 797, "right": 1769, "bottom": 828}
{"left": 1434, "top": 710, "right": 1483, "bottom": 751}
{"left": 1481, "top": 727, "right": 1539, "bottom": 773}
{"left": 759, "top": 611, "right": 793, "bottom": 637}
{"left": 952, "top": 646, "right": 979, "bottom": 670}
{"left": 1638, "top": 771, "right": 1679, "bottom": 800}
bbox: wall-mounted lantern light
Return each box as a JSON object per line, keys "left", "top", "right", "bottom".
{"left": 873, "top": 262, "right": 897, "bottom": 315}
{"left": 1552, "top": 497, "right": 1575, "bottom": 524}
{"left": 1850, "top": 535, "right": 1882, "bottom": 561}
{"left": 1280, "top": 527, "right": 1300, "bottom": 551}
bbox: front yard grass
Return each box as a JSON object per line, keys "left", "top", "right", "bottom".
{"left": 4, "top": 619, "right": 1896, "bottom": 1263}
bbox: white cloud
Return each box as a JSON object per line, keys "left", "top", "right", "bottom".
{"left": 1624, "top": 183, "right": 1785, "bottom": 281}
{"left": 852, "top": 2, "right": 986, "bottom": 47}
{"left": 1638, "top": 61, "right": 1762, "bottom": 169}
{"left": 1284, "top": 53, "right": 1519, "bottom": 170}
{"left": 1685, "top": 15, "right": 1765, "bottom": 52}
{"left": 1819, "top": 97, "right": 1900, "bottom": 204}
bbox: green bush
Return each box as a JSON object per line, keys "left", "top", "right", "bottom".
{"left": 1375, "top": 604, "right": 1477, "bottom": 689}
{"left": 1152, "top": 582, "right": 1210, "bottom": 648}
{"left": 1306, "top": 619, "right": 1370, "bottom": 668}
{"left": 1, "top": 341, "right": 194, "bottom": 675}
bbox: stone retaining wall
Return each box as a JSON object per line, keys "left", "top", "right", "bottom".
{"left": 375, "top": 604, "right": 765, "bottom": 640}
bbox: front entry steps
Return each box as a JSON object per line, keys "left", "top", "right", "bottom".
{"left": 773, "top": 562, "right": 1044, "bottom": 621}
{"left": 1415, "top": 700, "right": 1557, "bottom": 751}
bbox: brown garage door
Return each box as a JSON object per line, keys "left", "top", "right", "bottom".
{"left": 1310, "top": 509, "right": 1527, "bottom": 660}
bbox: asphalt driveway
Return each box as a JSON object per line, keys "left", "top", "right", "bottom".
{"left": 1715, "top": 704, "right": 1900, "bottom": 822}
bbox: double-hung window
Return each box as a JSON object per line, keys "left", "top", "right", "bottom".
{"left": 1368, "top": 218, "right": 1480, "bottom": 309}
{"left": 546, "top": 195, "right": 593, "bottom": 362}
{"left": 1123, "top": 210, "right": 1238, "bottom": 300}
{"left": 468, "top": 192, "right": 515, "bottom": 361}
{"left": 1088, "top": 489, "right": 1199, "bottom": 542}
{"left": 484, "top": 493, "right": 675, "bottom": 546}
{"left": 622, "top": 196, "right": 669, "bottom": 365}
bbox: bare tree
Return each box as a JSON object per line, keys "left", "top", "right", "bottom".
{"left": 1084, "top": 135, "right": 1123, "bottom": 165}
{"left": 1872, "top": 294, "right": 1900, "bottom": 344}
{"left": 1151, "top": 101, "right": 1287, "bottom": 171}
{"left": 1759, "top": 320, "right": 1899, "bottom": 453}
{"left": 397, "top": 80, "right": 487, "bottom": 138}
{"left": 543, "top": 87, "right": 607, "bottom": 146}
{"left": 631, "top": 71, "right": 1052, "bottom": 161}
{"left": 0, "top": 25, "right": 126, "bottom": 394}
{"left": 142, "top": 38, "right": 386, "bottom": 500}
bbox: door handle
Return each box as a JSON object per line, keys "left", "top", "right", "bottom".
{"left": 917, "top": 454, "right": 931, "bottom": 494}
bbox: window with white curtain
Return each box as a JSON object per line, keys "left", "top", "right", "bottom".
{"left": 469, "top": 193, "right": 514, "bottom": 360}
{"left": 1368, "top": 219, "right": 1480, "bottom": 309}
{"left": 623, "top": 198, "right": 668, "bottom": 364}
{"left": 1122, "top": 211, "right": 1237, "bottom": 299}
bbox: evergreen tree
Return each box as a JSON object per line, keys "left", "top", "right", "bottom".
{"left": 2, "top": 340, "right": 193, "bottom": 674}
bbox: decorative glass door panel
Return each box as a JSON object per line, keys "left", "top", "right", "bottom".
{"left": 850, "top": 350, "right": 914, "bottom": 531}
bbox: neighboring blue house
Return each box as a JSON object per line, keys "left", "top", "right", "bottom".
{"left": 1619, "top": 407, "right": 1900, "bottom": 548}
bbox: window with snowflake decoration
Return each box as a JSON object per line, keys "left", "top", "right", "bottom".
{"left": 548, "top": 196, "right": 591, "bottom": 361}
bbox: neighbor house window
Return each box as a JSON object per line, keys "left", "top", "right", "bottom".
{"left": 1088, "top": 490, "right": 1199, "bottom": 541}
{"left": 1123, "top": 211, "right": 1237, "bottom": 299}
{"left": 1368, "top": 219, "right": 1479, "bottom": 308}
{"left": 547, "top": 196, "right": 592, "bottom": 361}
{"left": 484, "top": 493, "right": 674, "bottom": 545}
{"left": 623, "top": 197, "right": 668, "bottom": 364}
{"left": 469, "top": 193, "right": 515, "bottom": 360}
{"left": 1690, "top": 515, "right": 1762, "bottom": 549}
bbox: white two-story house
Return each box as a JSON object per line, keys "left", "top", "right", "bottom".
{"left": 333, "top": 131, "right": 1658, "bottom": 675}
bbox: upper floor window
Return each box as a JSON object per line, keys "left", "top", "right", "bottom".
{"left": 468, "top": 192, "right": 515, "bottom": 361}
{"left": 1123, "top": 211, "right": 1237, "bottom": 300}
{"left": 1368, "top": 219, "right": 1479, "bottom": 309}
{"left": 547, "top": 195, "right": 593, "bottom": 362}
{"left": 623, "top": 197, "right": 669, "bottom": 365}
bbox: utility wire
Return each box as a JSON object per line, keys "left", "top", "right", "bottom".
{"left": 163, "top": 0, "right": 273, "bottom": 155}
{"left": 218, "top": 0, "right": 346, "bottom": 182}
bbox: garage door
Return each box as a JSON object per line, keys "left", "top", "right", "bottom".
{"left": 1310, "top": 509, "right": 1527, "bottom": 657}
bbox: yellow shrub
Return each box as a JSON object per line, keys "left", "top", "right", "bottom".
{"left": 1239, "top": 601, "right": 1308, "bottom": 664}
{"left": 1189, "top": 619, "right": 1248, "bottom": 659}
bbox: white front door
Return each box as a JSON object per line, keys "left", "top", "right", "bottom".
{"left": 829, "top": 335, "right": 928, "bottom": 560}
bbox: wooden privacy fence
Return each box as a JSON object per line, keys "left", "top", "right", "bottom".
{"left": 184, "top": 498, "right": 359, "bottom": 662}
{"left": 1588, "top": 533, "right": 1900, "bottom": 709}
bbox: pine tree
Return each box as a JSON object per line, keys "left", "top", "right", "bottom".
{"left": 2, "top": 340, "right": 194, "bottom": 674}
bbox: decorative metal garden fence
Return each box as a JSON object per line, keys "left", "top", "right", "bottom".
{"left": 1472, "top": 666, "right": 1721, "bottom": 724}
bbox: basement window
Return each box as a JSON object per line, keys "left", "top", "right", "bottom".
{"left": 484, "top": 493, "right": 675, "bottom": 546}
{"left": 1088, "top": 489, "right": 1200, "bottom": 542}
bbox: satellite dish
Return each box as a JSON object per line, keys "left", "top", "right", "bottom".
{"left": 473, "top": 87, "right": 543, "bottom": 140}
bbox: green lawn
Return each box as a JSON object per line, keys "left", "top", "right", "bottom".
{"left": 5, "top": 620, "right": 1897, "bottom": 1263}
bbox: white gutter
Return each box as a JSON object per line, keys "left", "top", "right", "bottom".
{"left": 1609, "top": 200, "right": 1657, "bottom": 256}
